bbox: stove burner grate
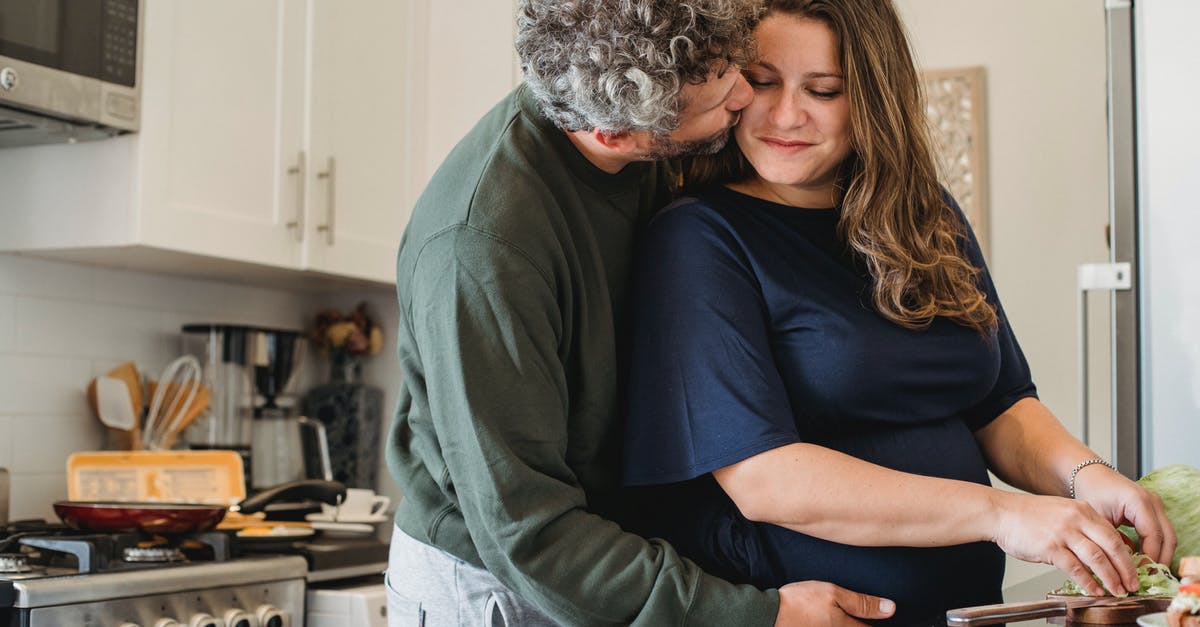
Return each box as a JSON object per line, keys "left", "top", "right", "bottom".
{"left": 0, "top": 553, "right": 32, "bottom": 574}
{"left": 123, "top": 545, "right": 186, "bottom": 563}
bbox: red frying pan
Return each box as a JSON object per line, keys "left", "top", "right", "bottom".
{"left": 52, "top": 479, "right": 345, "bottom": 534}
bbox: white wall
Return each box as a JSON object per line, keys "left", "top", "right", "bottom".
{"left": 0, "top": 253, "right": 400, "bottom": 522}
{"left": 1136, "top": 1, "right": 1200, "bottom": 470}
{"left": 894, "top": 0, "right": 1112, "bottom": 592}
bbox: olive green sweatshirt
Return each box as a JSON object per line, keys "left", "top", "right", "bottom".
{"left": 387, "top": 85, "right": 779, "bottom": 626}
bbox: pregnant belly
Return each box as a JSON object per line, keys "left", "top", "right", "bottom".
{"left": 815, "top": 417, "right": 992, "bottom": 484}
{"left": 748, "top": 419, "right": 1004, "bottom": 624}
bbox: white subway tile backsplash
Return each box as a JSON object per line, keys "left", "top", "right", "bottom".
{"left": 9, "top": 472, "right": 68, "bottom": 522}
{"left": 93, "top": 267, "right": 302, "bottom": 323}
{"left": 0, "top": 255, "right": 93, "bottom": 301}
{"left": 0, "top": 294, "right": 13, "bottom": 352}
{"left": 93, "top": 266, "right": 226, "bottom": 312}
{"left": 0, "top": 416, "right": 13, "bottom": 468}
{"left": 11, "top": 415, "right": 104, "bottom": 473}
{"left": 15, "top": 296, "right": 172, "bottom": 363}
{"left": 0, "top": 253, "right": 401, "bottom": 515}
{"left": 0, "top": 354, "right": 92, "bottom": 416}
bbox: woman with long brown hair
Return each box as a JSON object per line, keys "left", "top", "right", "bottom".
{"left": 622, "top": 0, "right": 1174, "bottom": 623}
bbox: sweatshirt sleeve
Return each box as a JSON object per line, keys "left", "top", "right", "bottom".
{"left": 407, "top": 226, "right": 779, "bottom": 627}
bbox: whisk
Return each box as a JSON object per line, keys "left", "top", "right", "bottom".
{"left": 143, "top": 354, "right": 203, "bottom": 450}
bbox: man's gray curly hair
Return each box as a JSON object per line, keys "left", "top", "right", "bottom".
{"left": 516, "top": 0, "right": 761, "bottom": 134}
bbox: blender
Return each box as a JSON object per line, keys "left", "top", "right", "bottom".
{"left": 181, "top": 324, "right": 256, "bottom": 487}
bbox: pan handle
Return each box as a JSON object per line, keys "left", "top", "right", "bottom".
{"left": 946, "top": 599, "right": 1066, "bottom": 626}
{"left": 232, "top": 479, "right": 346, "bottom": 515}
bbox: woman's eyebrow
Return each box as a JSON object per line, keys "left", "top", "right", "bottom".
{"left": 748, "top": 61, "right": 844, "bottom": 80}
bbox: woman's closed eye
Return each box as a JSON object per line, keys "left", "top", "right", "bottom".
{"left": 808, "top": 88, "right": 842, "bottom": 99}
{"left": 744, "top": 73, "right": 776, "bottom": 89}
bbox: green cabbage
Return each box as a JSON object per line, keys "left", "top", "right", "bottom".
{"left": 1126, "top": 464, "right": 1200, "bottom": 575}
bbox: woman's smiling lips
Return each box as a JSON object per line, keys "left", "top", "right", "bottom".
{"left": 759, "top": 136, "right": 815, "bottom": 152}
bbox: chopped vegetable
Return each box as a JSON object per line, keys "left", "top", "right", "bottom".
{"left": 1053, "top": 550, "right": 1180, "bottom": 597}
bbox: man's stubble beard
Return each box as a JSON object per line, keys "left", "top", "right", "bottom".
{"left": 642, "top": 112, "right": 741, "bottom": 161}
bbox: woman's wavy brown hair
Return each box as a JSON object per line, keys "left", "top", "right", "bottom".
{"left": 688, "top": 0, "right": 997, "bottom": 333}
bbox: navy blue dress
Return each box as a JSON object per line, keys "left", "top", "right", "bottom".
{"left": 622, "top": 186, "right": 1037, "bottom": 626}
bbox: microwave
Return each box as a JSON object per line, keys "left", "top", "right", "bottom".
{"left": 0, "top": 0, "right": 140, "bottom": 147}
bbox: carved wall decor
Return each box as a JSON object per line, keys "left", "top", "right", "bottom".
{"left": 922, "top": 66, "right": 989, "bottom": 258}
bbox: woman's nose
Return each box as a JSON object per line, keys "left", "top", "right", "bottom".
{"left": 769, "top": 91, "right": 807, "bottom": 128}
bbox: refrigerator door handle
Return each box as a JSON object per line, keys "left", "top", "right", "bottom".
{"left": 1076, "top": 262, "right": 1132, "bottom": 448}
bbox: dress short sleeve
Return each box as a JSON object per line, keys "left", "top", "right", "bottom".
{"left": 623, "top": 199, "right": 801, "bottom": 486}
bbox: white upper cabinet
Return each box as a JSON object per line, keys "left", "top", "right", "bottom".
{"left": 137, "top": 0, "right": 307, "bottom": 270}
{"left": 0, "top": 0, "right": 520, "bottom": 285}
{"left": 304, "top": 0, "right": 414, "bottom": 281}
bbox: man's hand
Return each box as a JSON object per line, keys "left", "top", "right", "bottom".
{"left": 774, "top": 581, "right": 895, "bottom": 627}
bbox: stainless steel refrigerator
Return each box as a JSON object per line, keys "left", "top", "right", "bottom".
{"left": 1094, "top": 0, "right": 1199, "bottom": 477}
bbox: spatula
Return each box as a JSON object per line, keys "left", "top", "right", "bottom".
{"left": 94, "top": 376, "right": 138, "bottom": 430}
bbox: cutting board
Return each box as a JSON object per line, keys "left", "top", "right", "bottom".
{"left": 1048, "top": 594, "right": 1171, "bottom": 624}
{"left": 947, "top": 595, "right": 1172, "bottom": 626}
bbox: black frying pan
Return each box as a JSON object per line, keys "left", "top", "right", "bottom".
{"left": 53, "top": 479, "right": 345, "bottom": 534}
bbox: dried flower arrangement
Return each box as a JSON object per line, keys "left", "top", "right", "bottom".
{"left": 312, "top": 302, "right": 384, "bottom": 356}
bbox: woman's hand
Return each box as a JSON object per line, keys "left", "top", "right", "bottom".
{"left": 992, "top": 491, "right": 1138, "bottom": 596}
{"left": 774, "top": 582, "right": 895, "bottom": 627}
{"left": 1072, "top": 463, "right": 1177, "bottom": 567}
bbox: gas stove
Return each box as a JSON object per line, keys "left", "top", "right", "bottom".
{"left": 0, "top": 523, "right": 305, "bottom": 627}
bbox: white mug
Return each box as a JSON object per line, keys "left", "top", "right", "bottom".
{"left": 324, "top": 488, "right": 390, "bottom": 521}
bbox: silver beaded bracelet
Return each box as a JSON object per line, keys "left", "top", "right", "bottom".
{"left": 1068, "top": 458, "right": 1116, "bottom": 499}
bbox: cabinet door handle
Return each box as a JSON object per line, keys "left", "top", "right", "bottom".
{"left": 285, "top": 151, "right": 306, "bottom": 242}
{"left": 316, "top": 156, "right": 336, "bottom": 246}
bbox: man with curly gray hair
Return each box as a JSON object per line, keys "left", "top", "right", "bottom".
{"left": 385, "top": 1, "right": 896, "bottom": 626}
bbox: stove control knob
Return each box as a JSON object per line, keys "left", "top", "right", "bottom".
{"left": 221, "top": 609, "right": 258, "bottom": 627}
{"left": 153, "top": 620, "right": 183, "bottom": 627}
{"left": 255, "top": 604, "right": 288, "bottom": 627}
{"left": 188, "top": 613, "right": 220, "bottom": 627}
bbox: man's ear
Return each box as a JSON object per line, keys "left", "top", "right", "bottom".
{"left": 590, "top": 129, "right": 649, "bottom": 155}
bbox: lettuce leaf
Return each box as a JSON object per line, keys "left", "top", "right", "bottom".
{"left": 1125, "top": 464, "right": 1200, "bottom": 575}
{"left": 1054, "top": 551, "right": 1179, "bottom": 597}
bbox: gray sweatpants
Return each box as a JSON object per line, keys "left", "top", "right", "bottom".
{"left": 386, "top": 525, "right": 560, "bottom": 627}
